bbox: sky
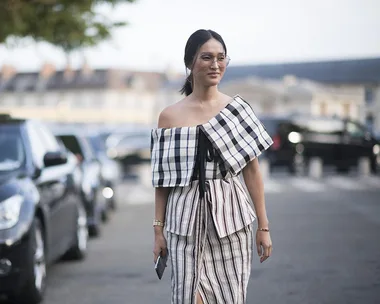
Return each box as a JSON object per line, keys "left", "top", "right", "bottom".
{"left": 0, "top": 0, "right": 379, "bottom": 73}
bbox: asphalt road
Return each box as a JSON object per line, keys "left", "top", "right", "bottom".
{"left": 4, "top": 165, "right": 380, "bottom": 304}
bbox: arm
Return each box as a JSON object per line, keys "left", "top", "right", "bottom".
{"left": 154, "top": 187, "right": 170, "bottom": 236}
{"left": 152, "top": 106, "right": 174, "bottom": 261}
{"left": 154, "top": 107, "right": 173, "bottom": 231}
{"left": 242, "top": 158, "right": 269, "bottom": 228}
{"left": 242, "top": 158, "right": 272, "bottom": 263}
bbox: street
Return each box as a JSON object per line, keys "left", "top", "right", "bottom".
{"left": 6, "top": 165, "right": 380, "bottom": 304}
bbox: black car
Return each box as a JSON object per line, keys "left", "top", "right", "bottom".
{"left": 87, "top": 133, "right": 123, "bottom": 212}
{"left": 260, "top": 115, "right": 380, "bottom": 174}
{"left": 0, "top": 115, "right": 88, "bottom": 304}
{"left": 55, "top": 131, "right": 106, "bottom": 236}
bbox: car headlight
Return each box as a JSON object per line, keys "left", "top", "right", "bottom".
{"left": 373, "top": 144, "right": 380, "bottom": 155}
{"left": 288, "top": 132, "right": 302, "bottom": 144}
{"left": 0, "top": 195, "right": 23, "bottom": 230}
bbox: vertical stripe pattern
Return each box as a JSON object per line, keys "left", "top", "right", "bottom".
{"left": 165, "top": 177, "right": 256, "bottom": 238}
{"left": 168, "top": 188, "right": 253, "bottom": 304}
{"left": 151, "top": 95, "right": 273, "bottom": 303}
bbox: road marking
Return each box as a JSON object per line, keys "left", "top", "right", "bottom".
{"left": 119, "top": 174, "right": 380, "bottom": 206}
{"left": 289, "top": 177, "right": 325, "bottom": 192}
{"left": 326, "top": 176, "right": 368, "bottom": 191}
{"left": 359, "top": 176, "right": 380, "bottom": 188}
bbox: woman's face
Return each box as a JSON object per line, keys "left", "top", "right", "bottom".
{"left": 191, "top": 38, "right": 229, "bottom": 88}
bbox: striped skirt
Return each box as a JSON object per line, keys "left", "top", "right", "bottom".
{"left": 167, "top": 192, "right": 253, "bottom": 304}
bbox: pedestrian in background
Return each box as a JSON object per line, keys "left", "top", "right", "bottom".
{"left": 151, "top": 29, "right": 273, "bottom": 304}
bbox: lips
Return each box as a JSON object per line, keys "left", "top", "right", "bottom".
{"left": 208, "top": 73, "right": 219, "bottom": 76}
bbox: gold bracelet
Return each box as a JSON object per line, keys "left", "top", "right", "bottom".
{"left": 153, "top": 219, "right": 165, "bottom": 227}
{"left": 257, "top": 228, "right": 270, "bottom": 232}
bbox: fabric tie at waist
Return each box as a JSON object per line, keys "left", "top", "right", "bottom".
{"left": 194, "top": 129, "right": 214, "bottom": 199}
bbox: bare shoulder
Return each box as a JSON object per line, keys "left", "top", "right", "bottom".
{"left": 157, "top": 97, "right": 188, "bottom": 128}
{"left": 221, "top": 93, "right": 234, "bottom": 104}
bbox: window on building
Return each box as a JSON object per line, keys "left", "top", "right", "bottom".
{"left": 366, "top": 114, "right": 374, "bottom": 132}
{"left": 365, "top": 87, "right": 373, "bottom": 104}
{"left": 342, "top": 103, "right": 351, "bottom": 118}
{"left": 319, "top": 102, "right": 327, "bottom": 116}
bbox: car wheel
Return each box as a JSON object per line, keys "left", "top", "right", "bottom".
{"left": 88, "top": 224, "right": 101, "bottom": 237}
{"left": 12, "top": 217, "right": 46, "bottom": 304}
{"left": 62, "top": 203, "right": 88, "bottom": 260}
{"left": 289, "top": 154, "right": 305, "bottom": 175}
{"left": 370, "top": 157, "right": 378, "bottom": 174}
{"left": 109, "top": 196, "right": 117, "bottom": 211}
{"left": 101, "top": 207, "right": 110, "bottom": 223}
{"left": 336, "top": 165, "right": 350, "bottom": 173}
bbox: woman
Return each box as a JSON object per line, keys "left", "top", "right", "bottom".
{"left": 151, "top": 29, "right": 273, "bottom": 304}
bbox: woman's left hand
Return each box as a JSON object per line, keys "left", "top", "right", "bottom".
{"left": 256, "top": 230, "right": 272, "bottom": 263}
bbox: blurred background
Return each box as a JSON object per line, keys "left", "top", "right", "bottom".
{"left": 0, "top": 1, "right": 379, "bottom": 304}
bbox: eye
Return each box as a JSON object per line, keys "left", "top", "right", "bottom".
{"left": 218, "top": 56, "right": 226, "bottom": 61}
{"left": 201, "top": 56, "right": 211, "bottom": 60}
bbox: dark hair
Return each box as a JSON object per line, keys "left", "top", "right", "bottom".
{"left": 180, "top": 29, "right": 227, "bottom": 96}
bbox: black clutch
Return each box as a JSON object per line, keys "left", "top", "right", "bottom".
{"left": 155, "top": 252, "right": 168, "bottom": 280}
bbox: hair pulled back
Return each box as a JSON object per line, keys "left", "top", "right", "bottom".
{"left": 180, "top": 29, "right": 227, "bottom": 96}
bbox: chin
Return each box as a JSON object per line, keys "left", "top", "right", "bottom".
{"left": 205, "top": 79, "right": 221, "bottom": 87}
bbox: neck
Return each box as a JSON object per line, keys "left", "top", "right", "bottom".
{"left": 191, "top": 84, "right": 219, "bottom": 103}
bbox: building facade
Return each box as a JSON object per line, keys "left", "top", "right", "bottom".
{"left": 0, "top": 63, "right": 174, "bottom": 126}
{"left": 221, "top": 57, "right": 380, "bottom": 134}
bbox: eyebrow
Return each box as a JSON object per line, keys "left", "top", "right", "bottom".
{"left": 200, "top": 52, "right": 226, "bottom": 56}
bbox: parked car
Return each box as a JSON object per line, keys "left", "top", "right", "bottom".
{"left": 259, "top": 114, "right": 380, "bottom": 174}
{"left": 105, "top": 128, "right": 151, "bottom": 165}
{"left": 0, "top": 115, "right": 88, "bottom": 304}
{"left": 87, "top": 133, "right": 123, "bottom": 211}
{"left": 54, "top": 131, "right": 107, "bottom": 236}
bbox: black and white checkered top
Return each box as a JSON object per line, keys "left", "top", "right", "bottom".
{"left": 150, "top": 94, "right": 273, "bottom": 188}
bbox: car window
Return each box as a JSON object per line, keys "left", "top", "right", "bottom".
{"left": 26, "top": 122, "right": 50, "bottom": 168}
{"left": 35, "top": 122, "right": 61, "bottom": 152}
{"left": 0, "top": 124, "right": 25, "bottom": 171}
{"left": 88, "top": 135, "right": 106, "bottom": 153}
{"left": 58, "top": 135, "right": 83, "bottom": 156}
{"left": 81, "top": 137, "right": 96, "bottom": 160}
{"left": 346, "top": 121, "right": 365, "bottom": 138}
{"left": 295, "top": 118, "right": 344, "bottom": 135}
{"left": 259, "top": 119, "right": 279, "bottom": 136}
{"left": 58, "top": 134, "right": 95, "bottom": 160}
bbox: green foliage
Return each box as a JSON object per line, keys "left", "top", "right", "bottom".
{"left": 0, "top": 0, "right": 136, "bottom": 52}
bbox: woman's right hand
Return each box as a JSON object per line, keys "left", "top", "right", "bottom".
{"left": 153, "top": 229, "right": 167, "bottom": 263}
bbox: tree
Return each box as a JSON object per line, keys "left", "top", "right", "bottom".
{"left": 0, "top": 0, "right": 135, "bottom": 53}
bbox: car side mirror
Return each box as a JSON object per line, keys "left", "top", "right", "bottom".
{"left": 43, "top": 151, "right": 68, "bottom": 167}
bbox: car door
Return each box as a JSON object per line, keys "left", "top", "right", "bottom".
{"left": 344, "top": 120, "right": 373, "bottom": 164}
{"left": 27, "top": 122, "right": 76, "bottom": 260}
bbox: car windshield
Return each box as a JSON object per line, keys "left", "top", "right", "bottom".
{"left": 260, "top": 118, "right": 281, "bottom": 136}
{"left": 88, "top": 135, "right": 106, "bottom": 153}
{"left": 0, "top": 124, "right": 25, "bottom": 171}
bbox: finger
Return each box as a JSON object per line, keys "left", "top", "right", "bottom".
{"left": 264, "top": 245, "right": 271, "bottom": 258}
{"left": 256, "top": 241, "right": 262, "bottom": 256}
{"left": 260, "top": 246, "right": 272, "bottom": 263}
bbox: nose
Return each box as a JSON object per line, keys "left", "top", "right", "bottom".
{"left": 210, "top": 59, "right": 218, "bottom": 69}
